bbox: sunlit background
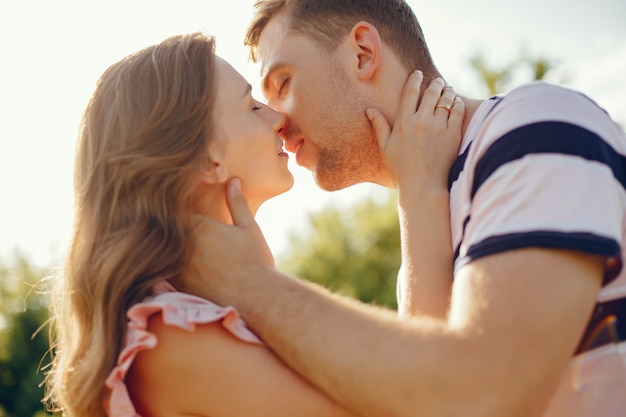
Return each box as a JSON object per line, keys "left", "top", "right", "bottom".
{"left": 1, "top": 0, "right": 625, "bottom": 268}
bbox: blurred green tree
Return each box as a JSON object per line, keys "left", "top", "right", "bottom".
{"left": 469, "top": 49, "right": 561, "bottom": 96}
{"left": 0, "top": 253, "right": 56, "bottom": 417}
{"left": 278, "top": 191, "right": 400, "bottom": 309}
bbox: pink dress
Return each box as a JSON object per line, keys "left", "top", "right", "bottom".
{"left": 104, "top": 281, "right": 263, "bottom": 417}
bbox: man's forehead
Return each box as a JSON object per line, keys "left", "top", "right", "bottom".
{"left": 258, "top": 29, "right": 313, "bottom": 88}
{"left": 257, "top": 15, "right": 294, "bottom": 74}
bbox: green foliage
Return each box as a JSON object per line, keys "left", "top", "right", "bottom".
{"left": 469, "top": 49, "right": 560, "bottom": 95}
{"left": 0, "top": 253, "right": 56, "bottom": 417}
{"left": 278, "top": 191, "right": 401, "bottom": 309}
{"left": 468, "top": 53, "right": 517, "bottom": 96}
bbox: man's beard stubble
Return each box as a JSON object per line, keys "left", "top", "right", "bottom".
{"left": 312, "top": 127, "right": 388, "bottom": 191}
{"left": 312, "top": 61, "right": 390, "bottom": 191}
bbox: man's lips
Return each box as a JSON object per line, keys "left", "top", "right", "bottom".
{"left": 283, "top": 139, "right": 305, "bottom": 165}
{"left": 284, "top": 139, "right": 303, "bottom": 154}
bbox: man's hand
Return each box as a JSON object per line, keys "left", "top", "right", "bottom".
{"left": 184, "top": 178, "right": 275, "bottom": 304}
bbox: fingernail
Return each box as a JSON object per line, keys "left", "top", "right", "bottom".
{"left": 231, "top": 177, "right": 241, "bottom": 192}
{"left": 365, "top": 108, "right": 373, "bottom": 121}
{"left": 413, "top": 70, "right": 422, "bottom": 76}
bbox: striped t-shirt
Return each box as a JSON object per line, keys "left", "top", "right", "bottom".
{"left": 450, "top": 81, "right": 625, "bottom": 300}
{"left": 447, "top": 81, "right": 626, "bottom": 416}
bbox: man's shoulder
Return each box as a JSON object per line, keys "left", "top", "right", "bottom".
{"left": 506, "top": 80, "right": 583, "bottom": 99}
{"left": 498, "top": 81, "right": 600, "bottom": 114}
{"left": 475, "top": 81, "right": 619, "bottom": 144}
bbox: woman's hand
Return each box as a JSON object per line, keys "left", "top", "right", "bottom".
{"left": 366, "top": 71, "right": 465, "bottom": 193}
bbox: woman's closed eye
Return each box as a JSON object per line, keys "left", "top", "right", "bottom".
{"left": 251, "top": 98, "right": 263, "bottom": 111}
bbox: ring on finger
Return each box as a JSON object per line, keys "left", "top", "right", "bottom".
{"left": 435, "top": 103, "right": 452, "bottom": 112}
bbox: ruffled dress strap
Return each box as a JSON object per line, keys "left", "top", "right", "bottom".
{"left": 104, "top": 281, "right": 263, "bottom": 417}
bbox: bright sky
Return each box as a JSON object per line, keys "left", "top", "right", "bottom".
{"left": 1, "top": 0, "right": 625, "bottom": 267}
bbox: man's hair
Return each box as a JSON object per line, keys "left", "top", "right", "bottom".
{"left": 245, "top": 0, "right": 437, "bottom": 75}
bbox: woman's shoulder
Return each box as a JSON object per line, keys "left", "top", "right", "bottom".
{"left": 127, "top": 281, "right": 261, "bottom": 343}
{"left": 106, "top": 282, "right": 357, "bottom": 417}
{"left": 104, "top": 281, "right": 263, "bottom": 416}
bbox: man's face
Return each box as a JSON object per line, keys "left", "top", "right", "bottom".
{"left": 257, "top": 14, "right": 388, "bottom": 191}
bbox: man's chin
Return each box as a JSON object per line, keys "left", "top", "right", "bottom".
{"left": 313, "top": 170, "right": 358, "bottom": 192}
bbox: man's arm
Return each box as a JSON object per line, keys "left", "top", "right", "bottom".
{"left": 185, "top": 186, "right": 602, "bottom": 417}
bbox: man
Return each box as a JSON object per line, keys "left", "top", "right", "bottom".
{"left": 187, "top": 1, "right": 626, "bottom": 416}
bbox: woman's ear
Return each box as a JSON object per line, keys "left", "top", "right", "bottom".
{"left": 200, "top": 142, "right": 228, "bottom": 185}
{"left": 199, "top": 160, "right": 228, "bottom": 185}
{"left": 349, "top": 21, "right": 382, "bottom": 81}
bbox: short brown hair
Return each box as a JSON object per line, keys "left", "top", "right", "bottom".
{"left": 245, "top": 0, "right": 437, "bottom": 75}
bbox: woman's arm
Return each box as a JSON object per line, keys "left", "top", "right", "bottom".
{"left": 367, "top": 72, "right": 465, "bottom": 319}
{"left": 126, "top": 313, "right": 357, "bottom": 417}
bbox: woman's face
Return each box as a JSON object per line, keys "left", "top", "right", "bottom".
{"left": 212, "top": 56, "right": 293, "bottom": 206}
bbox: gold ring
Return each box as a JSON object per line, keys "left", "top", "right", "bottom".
{"left": 435, "top": 104, "right": 452, "bottom": 111}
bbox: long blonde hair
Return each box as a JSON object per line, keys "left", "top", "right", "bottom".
{"left": 45, "top": 32, "right": 218, "bottom": 416}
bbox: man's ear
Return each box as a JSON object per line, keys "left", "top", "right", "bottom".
{"left": 348, "top": 22, "right": 382, "bottom": 81}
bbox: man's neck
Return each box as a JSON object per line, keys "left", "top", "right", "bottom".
{"left": 456, "top": 95, "right": 485, "bottom": 139}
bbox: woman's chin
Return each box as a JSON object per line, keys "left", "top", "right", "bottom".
{"left": 258, "top": 181, "right": 295, "bottom": 205}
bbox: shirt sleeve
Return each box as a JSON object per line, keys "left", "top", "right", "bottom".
{"left": 456, "top": 83, "right": 626, "bottom": 285}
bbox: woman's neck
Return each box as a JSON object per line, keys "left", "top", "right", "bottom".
{"left": 191, "top": 184, "right": 261, "bottom": 224}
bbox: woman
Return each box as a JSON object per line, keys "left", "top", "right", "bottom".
{"left": 44, "top": 32, "right": 462, "bottom": 416}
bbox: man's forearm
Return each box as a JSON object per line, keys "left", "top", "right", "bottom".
{"left": 187, "top": 213, "right": 597, "bottom": 417}
{"left": 222, "top": 268, "right": 531, "bottom": 417}
{"left": 228, "top": 269, "right": 447, "bottom": 416}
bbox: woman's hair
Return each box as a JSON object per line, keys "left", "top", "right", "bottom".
{"left": 44, "top": 32, "right": 218, "bottom": 416}
{"left": 244, "top": 0, "right": 437, "bottom": 76}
